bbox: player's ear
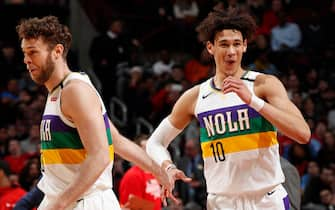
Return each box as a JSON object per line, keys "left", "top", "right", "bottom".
{"left": 53, "top": 44, "right": 64, "bottom": 59}
{"left": 206, "top": 41, "right": 214, "bottom": 55}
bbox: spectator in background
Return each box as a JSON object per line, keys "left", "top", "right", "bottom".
{"left": 0, "top": 160, "right": 26, "bottom": 210}
{"left": 288, "top": 143, "right": 311, "bottom": 176}
{"left": 119, "top": 134, "right": 162, "bottom": 210}
{"left": 18, "top": 158, "right": 41, "bottom": 191}
{"left": 246, "top": 33, "right": 280, "bottom": 77}
{"left": 246, "top": 0, "right": 266, "bottom": 26}
{"left": 303, "top": 166, "right": 334, "bottom": 205}
{"left": 173, "top": 0, "right": 199, "bottom": 21}
{"left": 302, "top": 97, "right": 316, "bottom": 121}
{"left": 301, "top": 161, "right": 320, "bottom": 193}
{"left": 176, "top": 139, "right": 206, "bottom": 208}
{"left": 286, "top": 73, "right": 302, "bottom": 100}
{"left": 184, "top": 49, "right": 212, "bottom": 85}
{"left": 172, "top": 0, "right": 199, "bottom": 52}
{"left": 319, "top": 188, "right": 335, "bottom": 210}
{"left": 257, "top": 0, "right": 285, "bottom": 35}
{"left": 150, "top": 82, "right": 183, "bottom": 126}
{"left": 244, "top": 33, "right": 269, "bottom": 66}
{"left": 303, "top": 68, "right": 319, "bottom": 98}
{"left": 20, "top": 124, "right": 40, "bottom": 155}
{"left": 248, "top": 49, "right": 280, "bottom": 76}
{"left": 317, "top": 131, "right": 335, "bottom": 168}
{"left": 0, "top": 42, "right": 25, "bottom": 83}
{"left": 152, "top": 49, "right": 175, "bottom": 76}
{"left": 309, "top": 120, "right": 327, "bottom": 159}
{"left": 89, "top": 18, "right": 135, "bottom": 105}
{"left": 301, "top": 10, "right": 325, "bottom": 55}
{"left": 270, "top": 10, "right": 302, "bottom": 52}
{"left": 4, "top": 138, "right": 30, "bottom": 175}
{"left": 169, "top": 64, "right": 186, "bottom": 86}
{"left": 0, "top": 79, "right": 20, "bottom": 105}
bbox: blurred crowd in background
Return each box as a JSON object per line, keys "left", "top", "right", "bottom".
{"left": 0, "top": 0, "right": 335, "bottom": 209}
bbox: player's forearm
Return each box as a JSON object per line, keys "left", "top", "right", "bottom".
{"left": 55, "top": 151, "right": 110, "bottom": 208}
{"left": 114, "top": 135, "right": 161, "bottom": 174}
{"left": 259, "top": 103, "right": 311, "bottom": 144}
{"left": 146, "top": 117, "right": 182, "bottom": 166}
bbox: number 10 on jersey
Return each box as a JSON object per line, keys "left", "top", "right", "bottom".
{"left": 210, "top": 142, "right": 226, "bottom": 162}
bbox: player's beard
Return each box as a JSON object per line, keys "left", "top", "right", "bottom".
{"left": 32, "top": 52, "right": 55, "bottom": 85}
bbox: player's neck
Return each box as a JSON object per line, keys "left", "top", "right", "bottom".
{"left": 45, "top": 63, "right": 71, "bottom": 92}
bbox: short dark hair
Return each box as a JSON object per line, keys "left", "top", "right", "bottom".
{"left": 0, "top": 160, "right": 11, "bottom": 177}
{"left": 196, "top": 7, "right": 257, "bottom": 44}
{"left": 16, "top": 15, "right": 72, "bottom": 59}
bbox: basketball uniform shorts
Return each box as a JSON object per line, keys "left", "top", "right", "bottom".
{"left": 38, "top": 188, "right": 121, "bottom": 210}
{"left": 207, "top": 184, "right": 290, "bottom": 210}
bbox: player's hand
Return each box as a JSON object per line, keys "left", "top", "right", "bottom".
{"left": 222, "top": 76, "right": 252, "bottom": 104}
{"left": 162, "top": 167, "right": 191, "bottom": 205}
{"left": 152, "top": 165, "right": 172, "bottom": 196}
{"left": 161, "top": 187, "right": 182, "bottom": 206}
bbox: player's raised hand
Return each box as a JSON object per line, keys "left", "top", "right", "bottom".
{"left": 222, "top": 76, "right": 252, "bottom": 104}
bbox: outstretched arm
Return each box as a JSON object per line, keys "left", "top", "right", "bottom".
{"left": 146, "top": 86, "right": 199, "bottom": 198}
{"left": 109, "top": 119, "right": 169, "bottom": 189}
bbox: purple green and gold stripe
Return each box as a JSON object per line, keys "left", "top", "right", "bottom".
{"left": 41, "top": 114, "right": 112, "bottom": 150}
{"left": 201, "top": 131, "right": 277, "bottom": 157}
{"left": 197, "top": 104, "right": 276, "bottom": 143}
{"left": 41, "top": 145, "right": 114, "bottom": 164}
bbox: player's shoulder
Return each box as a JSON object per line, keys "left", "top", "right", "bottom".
{"left": 180, "top": 84, "right": 200, "bottom": 101}
{"left": 255, "top": 73, "right": 282, "bottom": 87}
{"left": 60, "top": 78, "right": 98, "bottom": 107}
{"left": 62, "top": 74, "right": 93, "bottom": 93}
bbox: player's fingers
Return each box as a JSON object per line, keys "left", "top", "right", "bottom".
{"left": 223, "top": 81, "right": 241, "bottom": 90}
{"left": 181, "top": 176, "right": 192, "bottom": 182}
{"left": 174, "top": 171, "right": 192, "bottom": 182}
{"left": 167, "top": 192, "right": 181, "bottom": 205}
{"left": 222, "top": 86, "right": 239, "bottom": 94}
{"left": 161, "top": 188, "right": 168, "bottom": 206}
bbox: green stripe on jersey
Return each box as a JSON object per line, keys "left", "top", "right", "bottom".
{"left": 41, "top": 128, "right": 113, "bottom": 150}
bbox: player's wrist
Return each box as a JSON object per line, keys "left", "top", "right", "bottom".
{"left": 249, "top": 94, "right": 265, "bottom": 112}
{"left": 164, "top": 163, "right": 177, "bottom": 173}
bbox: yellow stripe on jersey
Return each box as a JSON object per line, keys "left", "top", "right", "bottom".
{"left": 41, "top": 145, "right": 114, "bottom": 164}
{"left": 201, "top": 131, "right": 277, "bottom": 158}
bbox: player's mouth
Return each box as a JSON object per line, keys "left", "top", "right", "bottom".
{"left": 28, "top": 67, "right": 38, "bottom": 74}
{"left": 225, "top": 60, "right": 235, "bottom": 65}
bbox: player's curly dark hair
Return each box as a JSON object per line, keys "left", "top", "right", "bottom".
{"left": 196, "top": 7, "right": 257, "bottom": 44}
{"left": 16, "top": 16, "right": 72, "bottom": 59}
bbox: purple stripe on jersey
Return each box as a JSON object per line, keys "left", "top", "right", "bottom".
{"left": 103, "top": 113, "right": 110, "bottom": 129}
{"left": 283, "top": 195, "right": 290, "bottom": 210}
{"left": 42, "top": 115, "right": 76, "bottom": 132}
{"left": 197, "top": 104, "right": 260, "bottom": 128}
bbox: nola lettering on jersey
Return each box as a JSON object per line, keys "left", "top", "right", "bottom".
{"left": 40, "top": 119, "right": 52, "bottom": 141}
{"left": 202, "top": 108, "right": 250, "bottom": 137}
